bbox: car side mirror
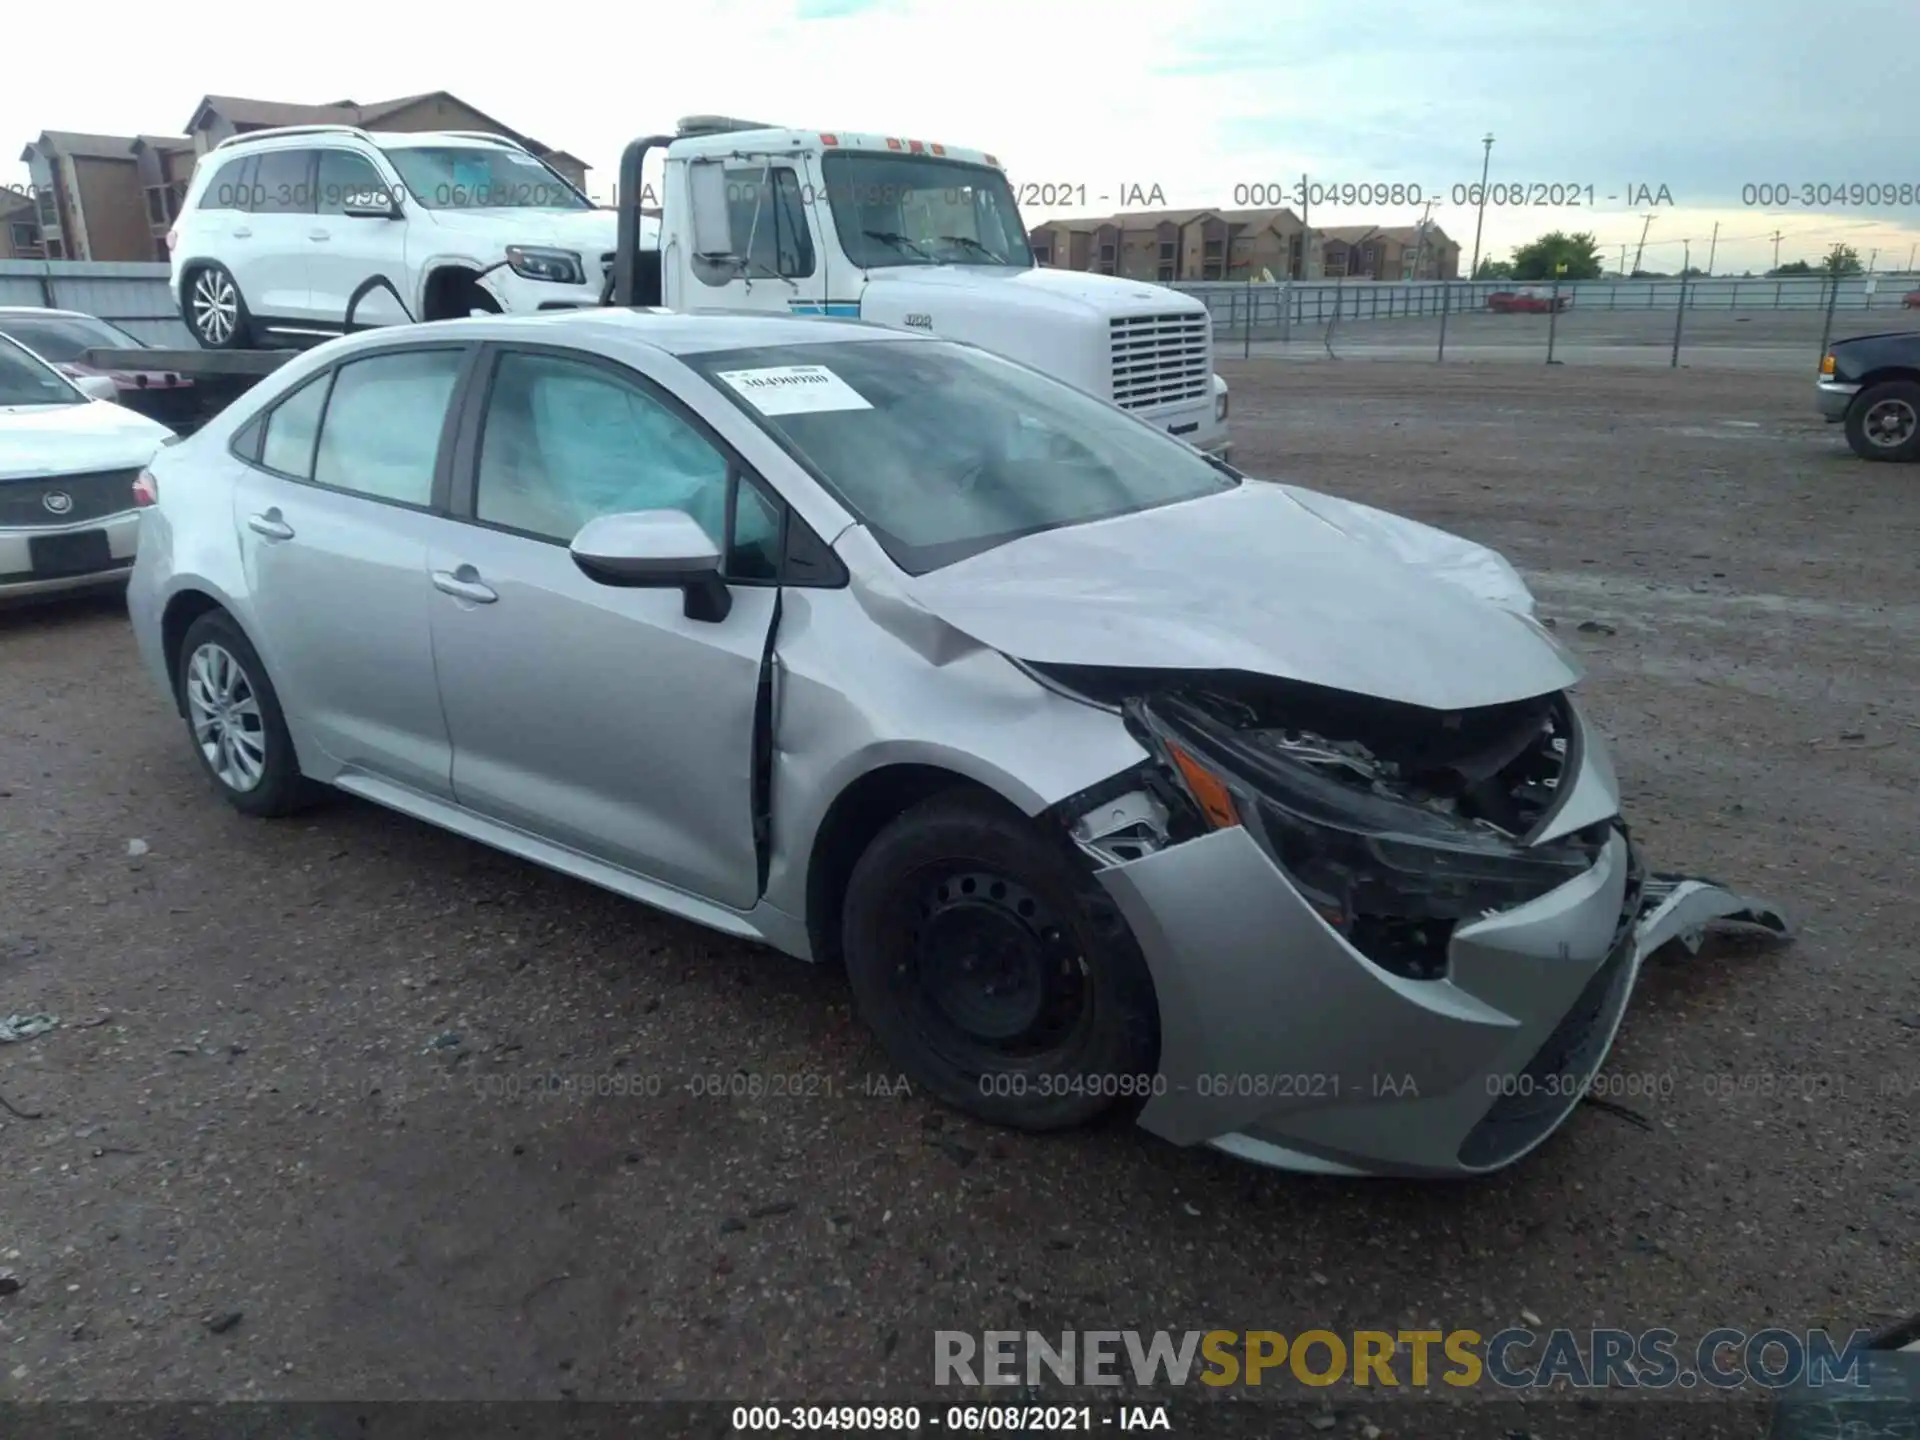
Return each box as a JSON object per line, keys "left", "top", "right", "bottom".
{"left": 341, "top": 191, "right": 403, "bottom": 221}
{"left": 570, "top": 510, "right": 732, "bottom": 621}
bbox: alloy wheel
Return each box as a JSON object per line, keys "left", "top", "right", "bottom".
{"left": 1862, "top": 397, "right": 1918, "bottom": 450}
{"left": 191, "top": 270, "right": 238, "bottom": 346}
{"left": 185, "top": 642, "right": 267, "bottom": 792}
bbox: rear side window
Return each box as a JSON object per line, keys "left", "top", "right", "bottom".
{"left": 312, "top": 349, "right": 465, "bottom": 506}
{"left": 197, "top": 155, "right": 258, "bottom": 213}
{"left": 258, "top": 372, "right": 331, "bottom": 478}
{"left": 250, "top": 150, "right": 315, "bottom": 215}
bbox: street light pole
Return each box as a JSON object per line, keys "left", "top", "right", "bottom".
{"left": 1467, "top": 133, "right": 1494, "bottom": 280}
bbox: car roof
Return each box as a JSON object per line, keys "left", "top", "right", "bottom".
{"left": 0, "top": 308, "right": 106, "bottom": 322}
{"left": 329, "top": 307, "right": 935, "bottom": 360}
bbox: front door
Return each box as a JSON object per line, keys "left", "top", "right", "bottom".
{"left": 426, "top": 345, "right": 778, "bottom": 910}
{"left": 231, "top": 345, "right": 469, "bottom": 798}
{"left": 679, "top": 156, "right": 832, "bottom": 319}
{"left": 308, "top": 147, "right": 412, "bottom": 330}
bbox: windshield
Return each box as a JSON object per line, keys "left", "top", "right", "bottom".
{"left": 688, "top": 339, "right": 1236, "bottom": 574}
{"left": 0, "top": 314, "right": 145, "bottom": 364}
{"left": 0, "top": 335, "right": 84, "bottom": 406}
{"left": 821, "top": 153, "right": 1031, "bottom": 269}
{"left": 380, "top": 145, "right": 591, "bottom": 211}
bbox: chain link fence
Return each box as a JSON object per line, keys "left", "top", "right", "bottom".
{"left": 1178, "top": 275, "right": 1920, "bottom": 370}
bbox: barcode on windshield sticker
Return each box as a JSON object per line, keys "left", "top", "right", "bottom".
{"left": 716, "top": 365, "right": 873, "bottom": 416}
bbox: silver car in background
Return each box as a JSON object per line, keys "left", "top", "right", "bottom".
{"left": 126, "top": 310, "right": 1789, "bottom": 1178}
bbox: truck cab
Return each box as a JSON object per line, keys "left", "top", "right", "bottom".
{"left": 610, "top": 118, "right": 1230, "bottom": 459}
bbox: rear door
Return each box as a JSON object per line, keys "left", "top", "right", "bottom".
{"left": 242, "top": 147, "right": 319, "bottom": 322}
{"left": 231, "top": 344, "right": 471, "bottom": 797}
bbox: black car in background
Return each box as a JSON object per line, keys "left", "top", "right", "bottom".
{"left": 1816, "top": 329, "right": 1920, "bottom": 462}
{"left": 0, "top": 308, "right": 202, "bottom": 431}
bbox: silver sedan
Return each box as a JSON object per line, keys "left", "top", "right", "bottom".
{"left": 126, "top": 310, "right": 1790, "bottom": 1177}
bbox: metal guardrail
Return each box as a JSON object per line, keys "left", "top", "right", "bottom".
{"left": 0, "top": 260, "right": 191, "bottom": 346}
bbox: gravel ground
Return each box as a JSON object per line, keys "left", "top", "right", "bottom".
{"left": 1, "top": 362, "right": 1914, "bottom": 1430}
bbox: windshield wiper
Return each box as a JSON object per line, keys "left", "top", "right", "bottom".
{"left": 937, "top": 234, "right": 1001, "bottom": 261}
{"left": 863, "top": 230, "right": 932, "bottom": 260}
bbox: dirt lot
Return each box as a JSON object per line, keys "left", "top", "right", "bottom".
{"left": 1, "top": 362, "right": 1915, "bottom": 1429}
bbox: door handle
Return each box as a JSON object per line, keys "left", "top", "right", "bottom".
{"left": 309, "top": 230, "right": 330, "bottom": 242}
{"left": 247, "top": 510, "right": 294, "bottom": 541}
{"left": 431, "top": 567, "right": 497, "bottom": 604}
{"left": 231, "top": 227, "right": 252, "bottom": 239}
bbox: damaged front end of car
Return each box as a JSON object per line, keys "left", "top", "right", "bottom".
{"left": 1032, "top": 664, "right": 1792, "bottom": 1178}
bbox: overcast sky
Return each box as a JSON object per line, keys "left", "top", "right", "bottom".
{"left": 9, "top": 0, "right": 1920, "bottom": 275}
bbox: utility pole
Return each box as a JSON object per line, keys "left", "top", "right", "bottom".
{"left": 1298, "top": 170, "right": 1311, "bottom": 279}
{"left": 1631, "top": 213, "right": 1656, "bottom": 275}
{"left": 1867, "top": 248, "right": 1878, "bottom": 272}
{"left": 1908, "top": 241, "right": 1917, "bottom": 272}
{"left": 1467, "top": 133, "right": 1494, "bottom": 280}
{"left": 1671, "top": 239, "right": 1691, "bottom": 367}
{"left": 1770, "top": 231, "right": 1784, "bottom": 271}
{"left": 1706, "top": 221, "right": 1719, "bottom": 277}
{"left": 1618, "top": 242, "right": 1627, "bottom": 276}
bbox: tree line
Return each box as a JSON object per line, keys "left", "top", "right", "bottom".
{"left": 1470, "top": 233, "right": 1871, "bottom": 281}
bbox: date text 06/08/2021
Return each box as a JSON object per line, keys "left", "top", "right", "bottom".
{"left": 730, "top": 1404, "right": 1172, "bottom": 1432}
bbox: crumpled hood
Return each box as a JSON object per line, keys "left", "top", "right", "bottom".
{"left": 895, "top": 482, "right": 1579, "bottom": 711}
{"left": 0, "top": 400, "right": 175, "bottom": 482}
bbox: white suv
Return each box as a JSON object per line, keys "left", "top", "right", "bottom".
{"left": 168, "top": 126, "right": 620, "bottom": 349}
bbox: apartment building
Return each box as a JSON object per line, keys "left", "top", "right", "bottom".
{"left": 1029, "top": 206, "right": 1311, "bottom": 281}
{"left": 1319, "top": 222, "right": 1460, "bottom": 280}
{"left": 16, "top": 91, "right": 591, "bottom": 264}
{"left": 1029, "top": 209, "right": 1460, "bottom": 283}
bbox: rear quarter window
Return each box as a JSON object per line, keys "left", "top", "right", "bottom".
{"left": 194, "top": 155, "right": 258, "bottom": 214}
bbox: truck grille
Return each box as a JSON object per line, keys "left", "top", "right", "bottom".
{"left": 1109, "top": 312, "right": 1210, "bottom": 411}
{"left": 0, "top": 469, "right": 141, "bottom": 528}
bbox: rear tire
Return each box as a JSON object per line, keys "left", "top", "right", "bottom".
{"left": 841, "top": 791, "right": 1160, "bottom": 1131}
{"left": 183, "top": 263, "right": 254, "bottom": 350}
{"left": 175, "top": 611, "right": 313, "bottom": 817}
{"left": 1844, "top": 380, "right": 1920, "bottom": 462}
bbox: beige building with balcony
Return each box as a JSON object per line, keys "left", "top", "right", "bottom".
{"left": 1029, "top": 209, "right": 1459, "bottom": 283}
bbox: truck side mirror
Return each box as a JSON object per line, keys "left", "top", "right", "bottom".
{"left": 688, "top": 162, "right": 736, "bottom": 262}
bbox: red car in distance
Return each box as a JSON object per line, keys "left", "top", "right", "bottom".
{"left": 1486, "top": 286, "right": 1571, "bottom": 314}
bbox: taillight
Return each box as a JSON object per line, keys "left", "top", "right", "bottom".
{"left": 132, "top": 470, "right": 159, "bottom": 507}
{"left": 165, "top": 227, "right": 178, "bottom": 253}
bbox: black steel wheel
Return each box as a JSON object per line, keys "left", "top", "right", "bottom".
{"left": 1845, "top": 380, "right": 1920, "bottom": 462}
{"left": 841, "top": 791, "right": 1159, "bottom": 1131}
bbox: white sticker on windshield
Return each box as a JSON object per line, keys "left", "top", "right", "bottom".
{"left": 716, "top": 365, "right": 873, "bottom": 416}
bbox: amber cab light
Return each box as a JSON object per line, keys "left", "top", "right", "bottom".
{"left": 132, "top": 469, "right": 159, "bottom": 507}
{"left": 1819, "top": 353, "right": 1836, "bottom": 376}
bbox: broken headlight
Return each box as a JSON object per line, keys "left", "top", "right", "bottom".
{"left": 1127, "top": 692, "right": 1603, "bottom": 980}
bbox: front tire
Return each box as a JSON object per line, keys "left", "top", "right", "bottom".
{"left": 841, "top": 791, "right": 1160, "bottom": 1131}
{"left": 175, "top": 611, "right": 311, "bottom": 817}
{"left": 1844, "top": 380, "right": 1920, "bottom": 462}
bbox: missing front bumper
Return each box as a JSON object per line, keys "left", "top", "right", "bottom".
{"left": 1096, "top": 824, "right": 1792, "bottom": 1179}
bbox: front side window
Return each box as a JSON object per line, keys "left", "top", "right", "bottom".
{"left": 474, "top": 352, "right": 731, "bottom": 547}
{"left": 689, "top": 339, "right": 1236, "bottom": 575}
{"left": 380, "top": 145, "right": 589, "bottom": 211}
{"left": 0, "top": 335, "right": 83, "bottom": 406}
{"left": 311, "top": 349, "right": 464, "bottom": 505}
{"left": 317, "top": 150, "right": 399, "bottom": 215}
{"left": 821, "top": 152, "right": 1030, "bottom": 269}
{"left": 698, "top": 164, "right": 816, "bottom": 285}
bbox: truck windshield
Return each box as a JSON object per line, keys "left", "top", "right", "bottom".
{"left": 0, "top": 336, "right": 84, "bottom": 406}
{"left": 821, "top": 153, "right": 1031, "bottom": 270}
{"left": 380, "top": 146, "right": 592, "bottom": 211}
{"left": 688, "top": 338, "right": 1234, "bottom": 574}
